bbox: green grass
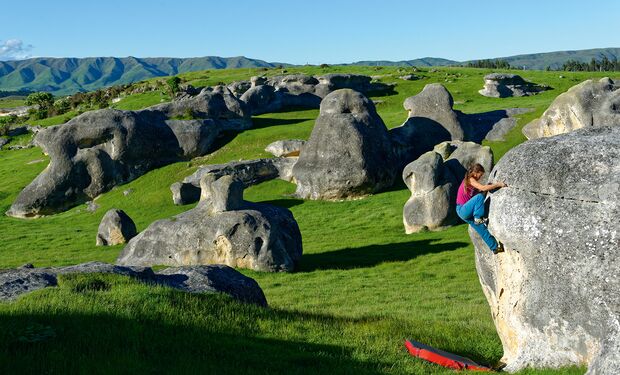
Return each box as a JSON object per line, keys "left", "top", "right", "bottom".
{"left": 0, "top": 66, "right": 608, "bottom": 374}
{"left": 111, "top": 91, "right": 171, "bottom": 110}
{"left": 0, "top": 97, "right": 26, "bottom": 108}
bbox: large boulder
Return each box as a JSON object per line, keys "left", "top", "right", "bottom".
{"left": 0, "top": 262, "right": 267, "bottom": 306}
{"left": 522, "top": 77, "right": 620, "bottom": 139}
{"left": 403, "top": 141, "right": 493, "bottom": 233}
{"left": 471, "top": 126, "right": 619, "bottom": 374}
{"left": 119, "top": 174, "right": 303, "bottom": 272}
{"left": 96, "top": 209, "right": 137, "bottom": 246}
{"left": 170, "top": 158, "right": 296, "bottom": 205}
{"left": 479, "top": 73, "right": 548, "bottom": 98}
{"left": 292, "top": 89, "right": 395, "bottom": 200}
{"left": 7, "top": 88, "right": 251, "bottom": 218}
{"left": 390, "top": 84, "right": 465, "bottom": 168}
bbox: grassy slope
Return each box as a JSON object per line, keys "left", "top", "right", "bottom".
{"left": 0, "top": 98, "right": 26, "bottom": 108}
{"left": 1, "top": 67, "right": 615, "bottom": 374}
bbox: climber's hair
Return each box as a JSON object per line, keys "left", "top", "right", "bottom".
{"left": 464, "top": 163, "right": 485, "bottom": 192}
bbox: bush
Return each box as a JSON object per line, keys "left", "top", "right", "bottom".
{"left": 166, "top": 76, "right": 182, "bottom": 96}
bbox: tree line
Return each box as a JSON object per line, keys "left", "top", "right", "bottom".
{"left": 556, "top": 56, "right": 620, "bottom": 72}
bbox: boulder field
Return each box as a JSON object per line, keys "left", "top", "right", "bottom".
{"left": 6, "top": 86, "right": 251, "bottom": 218}
{"left": 478, "top": 73, "right": 549, "bottom": 98}
{"left": 470, "top": 126, "right": 619, "bottom": 374}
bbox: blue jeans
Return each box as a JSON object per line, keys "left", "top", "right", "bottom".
{"left": 456, "top": 193, "right": 498, "bottom": 252}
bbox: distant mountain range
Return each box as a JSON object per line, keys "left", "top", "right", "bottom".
{"left": 0, "top": 56, "right": 285, "bottom": 95}
{"left": 1, "top": 48, "right": 619, "bottom": 95}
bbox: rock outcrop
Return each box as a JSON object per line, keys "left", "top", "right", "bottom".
{"left": 403, "top": 141, "right": 493, "bottom": 233}
{"left": 119, "top": 174, "right": 303, "bottom": 272}
{"left": 479, "top": 73, "right": 548, "bottom": 98}
{"left": 239, "top": 73, "right": 394, "bottom": 115}
{"left": 7, "top": 87, "right": 251, "bottom": 218}
{"left": 170, "top": 158, "right": 296, "bottom": 205}
{"left": 522, "top": 77, "right": 620, "bottom": 139}
{"left": 0, "top": 261, "right": 267, "bottom": 306}
{"left": 471, "top": 126, "right": 619, "bottom": 374}
{"left": 96, "top": 209, "right": 137, "bottom": 246}
{"left": 292, "top": 89, "right": 395, "bottom": 200}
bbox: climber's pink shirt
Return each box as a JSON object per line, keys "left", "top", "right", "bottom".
{"left": 456, "top": 179, "right": 477, "bottom": 205}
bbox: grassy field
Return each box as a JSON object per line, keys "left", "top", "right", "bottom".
{"left": 0, "top": 97, "right": 26, "bottom": 108}
{"left": 1, "top": 66, "right": 614, "bottom": 374}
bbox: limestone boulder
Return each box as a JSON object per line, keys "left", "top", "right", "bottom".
{"left": 7, "top": 88, "right": 251, "bottom": 218}
{"left": 292, "top": 89, "right": 395, "bottom": 200}
{"left": 96, "top": 209, "right": 137, "bottom": 246}
{"left": 156, "top": 265, "right": 267, "bottom": 306}
{"left": 479, "top": 73, "right": 548, "bottom": 98}
{"left": 403, "top": 141, "right": 493, "bottom": 233}
{"left": 265, "top": 139, "right": 306, "bottom": 157}
{"left": 471, "top": 126, "right": 619, "bottom": 374}
{"left": 170, "top": 158, "right": 296, "bottom": 205}
{"left": 522, "top": 77, "right": 620, "bottom": 139}
{"left": 0, "top": 262, "right": 267, "bottom": 306}
{"left": 119, "top": 175, "right": 303, "bottom": 272}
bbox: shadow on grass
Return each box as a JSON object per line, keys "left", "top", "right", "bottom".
{"left": 251, "top": 117, "right": 313, "bottom": 130}
{"left": 260, "top": 197, "right": 305, "bottom": 209}
{"left": 299, "top": 240, "right": 468, "bottom": 272}
{"left": 0, "top": 295, "right": 383, "bottom": 374}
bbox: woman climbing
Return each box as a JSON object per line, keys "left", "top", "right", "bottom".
{"left": 456, "top": 163, "right": 506, "bottom": 254}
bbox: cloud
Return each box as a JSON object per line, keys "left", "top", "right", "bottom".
{"left": 0, "top": 39, "right": 34, "bottom": 61}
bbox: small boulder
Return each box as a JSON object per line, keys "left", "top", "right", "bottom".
{"left": 292, "top": 89, "right": 395, "bottom": 200}
{"left": 522, "top": 77, "right": 620, "bottom": 139}
{"left": 402, "top": 141, "right": 493, "bottom": 233}
{"left": 478, "top": 73, "right": 548, "bottom": 98}
{"left": 96, "top": 209, "right": 137, "bottom": 246}
{"left": 265, "top": 139, "right": 306, "bottom": 157}
{"left": 156, "top": 265, "right": 268, "bottom": 306}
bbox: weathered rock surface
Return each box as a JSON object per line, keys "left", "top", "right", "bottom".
{"left": 7, "top": 87, "right": 251, "bottom": 218}
{"left": 120, "top": 175, "right": 303, "bottom": 272}
{"left": 96, "top": 209, "right": 137, "bottom": 246}
{"left": 156, "top": 265, "right": 267, "bottom": 306}
{"left": 471, "top": 126, "right": 620, "bottom": 374}
{"left": 0, "top": 138, "right": 8, "bottom": 150}
{"left": 479, "top": 73, "right": 549, "bottom": 98}
{"left": 293, "top": 89, "right": 395, "bottom": 200}
{"left": 0, "top": 261, "right": 267, "bottom": 306}
{"left": 403, "top": 141, "right": 493, "bottom": 233}
{"left": 265, "top": 139, "right": 306, "bottom": 157}
{"left": 522, "top": 77, "right": 620, "bottom": 139}
{"left": 170, "top": 157, "right": 296, "bottom": 205}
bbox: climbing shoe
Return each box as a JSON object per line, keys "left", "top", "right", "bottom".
{"left": 474, "top": 217, "right": 488, "bottom": 225}
{"left": 493, "top": 243, "right": 505, "bottom": 254}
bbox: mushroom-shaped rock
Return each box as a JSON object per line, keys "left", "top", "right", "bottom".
{"left": 390, "top": 84, "right": 466, "bottom": 168}
{"left": 156, "top": 265, "right": 268, "bottom": 306}
{"left": 96, "top": 209, "right": 137, "bottom": 246}
{"left": 471, "top": 126, "right": 620, "bottom": 374}
{"left": 478, "top": 73, "right": 548, "bottom": 98}
{"left": 522, "top": 77, "right": 620, "bottom": 139}
{"left": 265, "top": 139, "right": 306, "bottom": 157}
{"left": 403, "top": 141, "right": 493, "bottom": 233}
{"left": 292, "top": 89, "right": 395, "bottom": 200}
{"left": 118, "top": 175, "right": 303, "bottom": 272}
{"left": 7, "top": 88, "right": 251, "bottom": 218}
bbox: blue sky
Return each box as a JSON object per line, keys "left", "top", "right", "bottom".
{"left": 2, "top": 0, "right": 619, "bottom": 63}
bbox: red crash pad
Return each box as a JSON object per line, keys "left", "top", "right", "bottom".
{"left": 405, "top": 339, "right": 492, "bottom": 371}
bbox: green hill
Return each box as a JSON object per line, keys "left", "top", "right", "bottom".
{"left": 0, "top": 56, "right": 285, "bottom": 95}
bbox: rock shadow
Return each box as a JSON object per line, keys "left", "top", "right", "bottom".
{"left": 299, "top": 240, "right": 468, "bottom": 272}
